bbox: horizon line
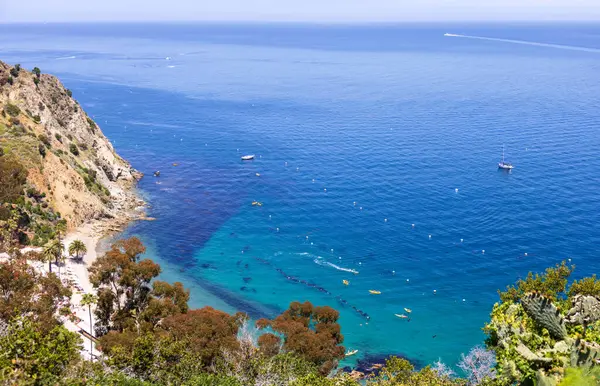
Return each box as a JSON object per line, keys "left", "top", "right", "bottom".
{"left": 2, "top": 19, "right": 600, "bottom": 25}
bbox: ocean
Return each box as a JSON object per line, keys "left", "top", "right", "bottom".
{"left": 2, "top": 22, "right": 600, "bottom": 367}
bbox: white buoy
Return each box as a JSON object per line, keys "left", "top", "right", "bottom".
{"left": 433, "top": 290, "right": 437, "bottom": 294}
{"left": 353, "top": 202, "right": 356, "bottom": 206}
{"left": 460, "top": 238, "right": 464, "bottom": 242}
{"left": 412, "top": 224, "right": 415, "bottom": 227}
{"left": 568, "top": 258, "right": 572, "bottom": 262}
{"left": 360, "top": 207, "right": 363, "bottom": 210}
{"left": 296, "top": 167, "right": 299, "bottom": 171}
{"left": 312, "top": 179, "right": 315, "bottom": 183}
{"left": 482, "top": 250, "right": 485, "bottom": 254}
{"left": 455, "top": 188, "right": 459, "bottom": 193}
{"left": 429, "top": 234, "right": 432, "bottom": 239}
{"left": 524, "top": 252, "right": 528, "bottom": 256}
{"left": 306, "top": 236, "right": 309, "bottom": 239}
{"left": 392, "top": 270, "right": 395, "bottom": 275}
{"left": 276, "top": 228, "right": 279, "bottom": 232}
{"left": 311, "top": 242, "right": 313, "bottom": 245}
{"left": 384, "top": 218, "right": 388, "bottom": 222}
{"left": 339, "top": 256, "right": 342, "bottom": 260}
{"left": 324, "top": 188, "right": 327, "bottom": 192}
{"left": 359, "top": 262, "right": 362, "bottom": 265}
{"left": 463, "top": 299, "right": 466, "bottom": 302}
{"left": 331, "top": 249, "right": 334, "bottom": 252}
{"left": 269, "top": 215, "right": 272, "bottom": 218}
{"left": 406, "top": 279, "right": 410, "bottom": 282}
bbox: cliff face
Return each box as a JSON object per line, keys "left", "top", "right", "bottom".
{"left": 0, "top": 61, "right": 142, "bottom": 229}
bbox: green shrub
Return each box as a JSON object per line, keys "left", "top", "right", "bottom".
{"left": 69, "top": 143, "right": 79, "bottom": 156}
{"left": 66, "top": 89, "right": 72, "bottom": 97}
{"left": 38, "top": 144, "right": 46, "bottom": 157}
{"left": 9, "top": 68, "right": 18, "bottom": 78}
{"left": 87, "top": 117, "right": 97, "bottom": 132}
{"left": 33, "top": 115, "right": 41, "bottom": 123}
{"left": 4, "top": 103, "right": 21, "bottom": 117}
{"left": 33, "top": 77, "right": 40, "bottom": 86}
{"left": 38, "top": 134, "right": 51, "bottom": 148}
{"left": 32, "top": 67, "right": 41, "bottom": 78}
{"left": 54, "top": 133, "right": 62, "bottom": 143}
{"left": 6, "top": 76, "right": 13, "bottom": 85}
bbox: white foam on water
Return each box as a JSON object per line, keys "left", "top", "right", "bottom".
{"left": 445, "top": 33, "right": 600, "bottom": 53}
{"left": 56, "top": 55, "right": 76, "bottom": 60}
{"left": 313, "top": 258, "right": 359, "bottom": 274}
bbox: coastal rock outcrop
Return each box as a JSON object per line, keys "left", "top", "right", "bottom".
{"left": 0, "top": 61, "right": 142, "bottom": 229}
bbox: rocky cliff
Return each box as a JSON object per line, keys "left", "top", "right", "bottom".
{"left": 0, "top": 61, "right": 143, "bottom": 230}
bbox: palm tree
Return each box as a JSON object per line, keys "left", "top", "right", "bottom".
{"left": 55, "top": 220, "right": 67, "bottom": 243}
{"left": 81, "top": 293, "right": 98, "bottom": 361}
{"left": 42, "top": 239, "right": 63, "bottom": 275}
{"left": 68, "top": 240, "right": 87, "bottom": 261}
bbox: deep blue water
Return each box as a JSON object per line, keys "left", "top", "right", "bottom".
{"left": 2, "top": 22, "right": 600, "bottom": 367}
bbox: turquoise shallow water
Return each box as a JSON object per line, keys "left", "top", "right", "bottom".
{"left": 2, "top": 22, "right": 600, "bottom": 367}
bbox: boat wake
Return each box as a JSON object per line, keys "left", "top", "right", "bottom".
{"left": 55, "top": 55, "right": 77, "bottom": 60}
{"left": 444, "top": 33, "right": 600, "bottom": 53}
{"left": 313, "top": 257, "right": 359, "bottom": 274}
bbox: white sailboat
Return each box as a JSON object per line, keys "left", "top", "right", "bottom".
{"left": 498, "top": 145, "right": 514, "bottom": 170}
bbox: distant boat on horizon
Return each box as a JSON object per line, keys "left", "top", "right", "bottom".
{"left": 241, "top": 154, "right": 255, "bottom": 160}
{"left": 498, "top": 145, "right": 514, "bottom": 170}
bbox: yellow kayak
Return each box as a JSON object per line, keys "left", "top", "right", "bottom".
{"left": 404, "top": 308, "right": 412, "bottom": 313}
{"left": 343, "top": 280, "right": 349, "bottom": 286}
{"left": 251, "top": 201, "right": 263, "bottom": 206}
{"left": 369, "top": 290, "right": 381, "bottom": 295}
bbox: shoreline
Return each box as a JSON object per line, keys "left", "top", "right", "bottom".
{"left": 60, "top": 182, "right": 150, "bottom": 358}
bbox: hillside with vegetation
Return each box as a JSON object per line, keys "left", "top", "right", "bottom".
{"left": 0, "top": 61, "right": 142, "bottom": 251}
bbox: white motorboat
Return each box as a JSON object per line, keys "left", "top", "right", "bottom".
{"left": 241, "top": 155, "right": 255, "bottom": 161}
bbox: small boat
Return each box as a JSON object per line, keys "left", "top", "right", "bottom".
{"left": 345, "top": 349, "right": 358, "bottom": 357}
{"left": 255, "top": 173, "right": 260, "bottom": 177}
{"left": 343, "top": 280, "right": 349, "bottom": 286}
{"left": 153, "top": 171, "right": 160, "bottom": 177}
{"left": 172, "top": 163, "right": 178, "bottom": 166}
{"left": 498, "top": 145, "right": 514, "bottom": 170}
{"left": 369, "top": 290, "right": 381, "bottom": 295}
{"left": 395, "top": 314, "right": 409, "bottom": 319}
{"left": 404, "top": 308, "right": 412, "bottom": 313}
{"left": 241, "top": 155, "right": 255, "bottom": 161}
{"left": 251, "top": 201, "right": 263, "bottom": 206}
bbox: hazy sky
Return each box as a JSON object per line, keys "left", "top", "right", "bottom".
{"left": 1, "top": 0, "right": 599, "bottom": 22}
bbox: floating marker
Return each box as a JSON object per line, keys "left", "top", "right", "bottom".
{"left": 353, "top": 201, "right": 356, "bottom": 206}
{"left": 482, "top": 250, "right": 485, "bottom": 254}
{"left": 339, "top": 256, "right": 342, "bottom": 260}
{"left": 460, "top": 238, "right": 464, "bottom": 243}
{"left": 462, "top": 299, "right": 466, "bottom": 302}
{"left": 311, "top": 242, "right": 313, "bottom": 245}
{"left": 433, "top": 290, "right": 437, "bottom": 294}
{"left": 392, "top": 270, "right": 395, "bottom": 275}
{"left": 324, "top": 188, "right": 327, "bottom": 192}
{"left": 360, "top": 207, "right": 363, "bottom": 210}
{"left": 331, "top": 249, "right": 334, "bottom": 253}
{"left": 384, "top": 218, "right": 388, "bottom": 222}
{"left": 306, "top": 236, "right": 309, "bottom": 239}
{"left": 269, "top": 215, "right": 272, "bottom": 218}
{"left": 296, "top": 167, "right": 299, "bottom": 171}
{"left": 241, "top": 250, "right": 244, "bottom": 254}
{"left": 412, "top": 224, "right": 415, "bottom": 227}
{"left": 406, "top": 279, "right": 410, "bottom": 282}
{"left": 524, "top": 252, "right": 528, "bottom": 256}
{"left": 455, "top": 188, "right": 459, "bottom": 193}
{"left": 429, "top": 235, "right": 432, "bottom": 239}
{"left": 276, "top": 228, "right": 279, "bottom": 232}
{"left": 358, "top": 262, "right": 362, "bottom": 265}
{"left": 312, "top": 179, "right": 315, "bottom": 183}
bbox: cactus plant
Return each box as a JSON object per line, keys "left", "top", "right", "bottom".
{"left": 521, "top": 293, "right": 567, "bottom": 340}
